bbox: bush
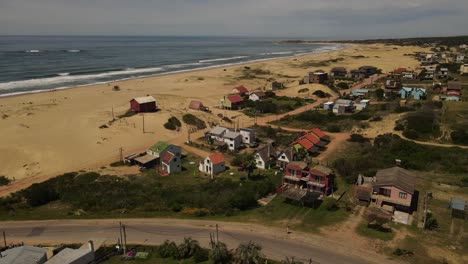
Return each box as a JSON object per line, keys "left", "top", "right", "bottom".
{"left": 322, "top": 197, "right": 338, "bottom": 211}
{"left": 394, "top": 123, "right": 405, "bottom": 131}
{"left": 159, "top": 240, "right": 179, "bottom": 258}
{"left": 348, "top": 134, "right": 369, "bottom": 143}
{"left": 168, "top": 117, "right": 182, "bottom": 127}
{"left": 183, "top": 114, "right": 207, "bottom": 130}
{"left": 164, "top": 122, "right": 177, "bottom": 130}
{"left": 424, "top": 212, "right": 439, "bottom": 230}
{"left": 312, "top": 90, "right": 329, "bottom": 98}
{"left": 0, "top": 176, "right": 11, "bottom": 186}
{"left": 22, "top": 183, "right": 60, "bottom": 207}
{"left": 403, "top": 129, "right": 419, "bottom": 139}
{"left": 336, "top": 82, "right": 349, "bottom": 89}
{"left": 370, "top": 116, "right": 382, "bottom": 122}
{"left": 393, "top": 248, "right": 414, "bottom": 257}
{"left": 375, "top": 89, "right": 384, "bottom": 100}
{"left": 327, "top": 125, "right": 341, "bottom": 133}
{"left": 193, "top": 248, "right": 210, "bottom": 263}
{"left": 451, "top": 129, "right": 468, "bottom": 145}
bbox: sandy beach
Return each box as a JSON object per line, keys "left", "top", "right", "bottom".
{"left": 0, "top": 44, "right": 425, "bottom": 195}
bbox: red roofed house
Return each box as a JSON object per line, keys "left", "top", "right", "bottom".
{"left": 189, "top": 100, "right": 207, "bottom": 111}
{"left": 158, "top": 145, "right": 182, "bottom": 176}
{"left": 220, "top": 94, "right": 244, "bottom": 110}
{"left": 130, "top": 96, "right": 157, "bottom": 112}
{"left": 280, "top": 162, "right": 335, "bottom": 204}
{"left": 199, "top": 153, "right": 226, "bottom": 179}
{"left": 311, "top": 128, "right": 330, "bottom": 142}
{"left": 232, "top": 85, "right": 249, "bottom": 95}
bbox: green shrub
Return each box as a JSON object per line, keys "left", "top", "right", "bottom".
{"left": 164, "top": 122, "right": 177, "bottom": 130}
{"left": 393, "top": 248, "right": 414, "bottom": 257}
{"left": 182, "top": 114, "right": 207, "bottom": 129}
{"left": 348, "top": 134, "right": 369, "bottom": 143}
{"left": 0, "top": 176, "right": 11, "bottom": 186}
{"left": 159, "top": 240, "right": 179, "bottom": 258}
{"left": 168, "top": 117, "right": 182, "bottom": 127}
{"left": 336, "top": 82, "right": 349, "bottom": 89}
{"left": 451, "top": 129, "right": 468, "bottom": 145}
{"left": 22, "top": 183, "right": 60, "bottom": 207}
{"left": 327, "top": 125, "right": 341, "bottom": 133}
{"left": 193, "top": 248, "right": 209, "bottom": 263}
{"left": 110, "top": 161, "right": 126, "bottom": 167}
{"left": 322, "top": 197, "right": 339, "bottom": 211}
{"left": 312, "top": 90, "right": 329, "bottom": 98}
{"left": 403, "top": 129, "right": 419, "bottom": 139}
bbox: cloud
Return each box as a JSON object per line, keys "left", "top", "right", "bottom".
{"left": 0, "top": 0, "right": 467, "bottom": 38}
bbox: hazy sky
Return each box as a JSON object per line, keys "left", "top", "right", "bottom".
{"left": 1, "top": 0, "right": 467, "bottom": 39}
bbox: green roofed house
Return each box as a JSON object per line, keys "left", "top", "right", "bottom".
{"left": 147, "top": 141, "right": 170, "bottom": 157}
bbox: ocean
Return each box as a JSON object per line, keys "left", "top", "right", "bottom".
{"left": 0, "top": 36, "right": 342, "bottom": 96}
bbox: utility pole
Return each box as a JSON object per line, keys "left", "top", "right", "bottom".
{"left": 3, "top": 231, "right": 6, "bottom": 248}
{"left": 122, "top": 224, "right": 127, "bottom": 255}
{"left": 119, "top": 147, "right": 123, "bottom": 162}
{"left": 142, "top": 114, "right": 145, "bottom": 133}
{"left": 215, "top": 224, "right": 219, "bottom": 243}
{"left": 119, "top": 222, "right": 124, "bottom": 255}
{"left": 112, "top": 107, "right": 115, "bottom": 121}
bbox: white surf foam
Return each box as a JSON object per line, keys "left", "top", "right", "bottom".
{"left": 25, "top": 50, "right": 42, "bottom": 53}
{"left": 57, "top": 73, "right": 70, "bottom": 76}
{"left": 66, "top": 49, "right": 81, "bottom": 53}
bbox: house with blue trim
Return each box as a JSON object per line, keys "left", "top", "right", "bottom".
{"left": 411, "top": 88, "right": 427, "bottom": 100}
{"left": 399, "top": 87, "right": 413, "bottom": 99}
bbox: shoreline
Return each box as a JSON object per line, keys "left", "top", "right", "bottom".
{"left": 0, "top": 45, "right": 347, "bottom": 99}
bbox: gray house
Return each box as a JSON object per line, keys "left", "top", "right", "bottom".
{"left": 0, "top": 246, "right": 47, "bottom": 264}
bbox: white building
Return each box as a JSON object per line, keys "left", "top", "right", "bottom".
{"left": 460, "top": 64, "right": 468, "bottom": 75}
{"left": 355, "top": 99, "right": 370, "bottom": 111}
{"left": 199, "top": 153, "right": 226, "bottom": 179}
{"left": 239, "top": 128, "right": 256, "bottom": 145}
{"left": 223, "top": 131, "right": 242, "bottom": 151}
{"left": 249, "top": 91, "right": 266, "bottom": 102}
{"left": 323, "top": 101, "right": 334, "bottom": 110}
{"left": 333, "top": 99, "right": 354, "bottom": 114}
{"left": 207, "top": 126, "right": 229, "bottom": 141}
{"left": 254, "top": 143, "right": 276, "bottom": 169}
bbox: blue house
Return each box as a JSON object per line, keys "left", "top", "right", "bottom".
{"left": 411, "top": 88, "right": 427, "bottom": 100}
{"left": 399, "top": 87, "right": 413, "bottom": 99}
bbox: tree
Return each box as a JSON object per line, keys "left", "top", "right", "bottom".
{"left": 375, "top": 88, "right": 384, "bottom": 100}
{"left": 243, "top": 154, "right": 257, "bottom": 180}
{"left": 336, "top": 82, "right": 349, "bottom": 89}
{"left": 210, "top": 242, "right": 230, "bottom": 264}
{"left": 178, "top": 237, "right": 200, "bottom": 259}
{"left": 159, "top": 240, "right": 179, "bottom": 258}
{"left": 233, "top": 241, "right": 264, "bottom": 264}
{"left": 0, "top": 176, "right": 11, "bottom": 186}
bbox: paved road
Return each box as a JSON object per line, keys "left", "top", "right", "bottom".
{"left": 0, "top": 219, "right": 397, "bottom": 264}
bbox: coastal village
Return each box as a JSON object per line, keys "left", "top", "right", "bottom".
{"left": 1, "top": 39, "right": 468, "bottom": 264}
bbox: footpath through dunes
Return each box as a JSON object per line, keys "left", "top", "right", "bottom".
{"left": 0, "top": 218, "right": 399, "bottom": 264}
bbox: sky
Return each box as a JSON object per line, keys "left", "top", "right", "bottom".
{"left": 1, "top": 0, "right": 468, "bottom": 39}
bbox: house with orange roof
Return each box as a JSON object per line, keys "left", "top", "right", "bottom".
{"left": 199, "top": 153, "right": 226, "bottom": 178}
{"left": 232, "top": 85, "right": 249, "bottom": 95}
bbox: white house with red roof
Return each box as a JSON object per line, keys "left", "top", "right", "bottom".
{"left": 158, "top": 145, "right": 182, "bottom": 176}
{"left": 199, "top": 153, "right": 226, "bottom": 179}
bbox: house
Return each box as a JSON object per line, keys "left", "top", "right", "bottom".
{"left": 347, "top": 69, "right": 366, "bottom": 80}
{"left": 449, "top": 198, "right": 466, "bottom": 219}
{"left": 460, "top": 64, "right": 468, "bottom": 75}
{"left": 45, "top": 241, "right": 95, "bottom": 264}
{"left": 309, "top": 71, "right": 328, "bottom": 84}
{"left": 280, "top": 162, "right": 335, "bottom": 203}
{"left": 249, "top": 91, "right": 266, "bottom": 102}
{"left": 220, "top": 94, "right": 243, "bottom": 110}
{"left": 333, "top": 99, "right": 354, "bottom": 114}
{"left": 350, "top": 89, "right": 369, "bottom": 98}
{"left": 276, "top": 145, "right": 302, "bottom": 169}
{"left": 199, "top": 153, "right": 226, "bottom": 178}
{"left": 439, "top": 68, "right": 449, "bottom": 78}
{"left": 223, "top": 131, "right": 242, "bottom": 151}
{"left": 270, "top": 81, "right": 284, "bottom": 90}
{"left": 455, "top": 54, "right": 465, "bottom": 63}
{"left": 147, "top": 141, "right": 170, "bottom": 157}
{"left": 254, "top": 143, "right": 277, "bottom": 169}
{"left": 358, "top": 66, "right": 379, "bottom": 77}
{"left": 311, "top": 128, "right": 330, "bottom": 142}
{"left": 411, "top": 88, "right": 427, "bottom": 100}
{"left": 399, "top": 87, "right": 413, "bottom": 99}
{"left": 392, "top": 67, "right": 407, "bottom": 78}
{"left": 239, "top": 128, "right": 256, "bottom": 145}
{"left": 232, "top": 85, "right": 249, "bottom": 95}
{"left": 207, "top": 126, "right": 229, "bottom": 141}
{"left": 441, "top": 81, "right": 462, "bottom": 101}
{"left": 0, "top": 245, "right": 48, "bottom": 264}
{"left": 130, "top": 96, "right": 157, "bottom": 113}
{"left": 371, "top": 167, "right": 416, "bottom": 213}
{"left": 189, "top": 100, "right": 207, "bottom": 111}
{"left": 460, "top": 44, "right": 468, "bottom": 50}
{"left": 330, "top": 67, "right": 347, "bottom": 78}
{"left": 158, "top": 145, "right": 182, "bottom": 176}
{"left": 131, "top": 141, "right": 171, "bottom": 168}
{"left": 355, "top": 99, "right": 370, "bottom": 111}
{"left": 322, "top": 101, "right": 334, "bottom": 110}
{"left": 401, "top": 70, "right": 417, "bottom": 80}
{"left": 385, "top": 79, "right": 402, "bottom": 91}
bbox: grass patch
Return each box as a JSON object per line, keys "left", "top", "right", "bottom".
{"left": 164, "top": 117, "right": 182, "bottom": 130}
{"left": 243, "top": 95, "right": 314, "bottom": 117}
{"left": 356, "top": 222, "right": 395, "bottom": 241}
{"left": 182, "top": 114, "right": 207, "bottom": 130}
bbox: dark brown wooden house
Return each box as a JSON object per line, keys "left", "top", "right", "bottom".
{"left": 130, "top": 96, "right": 157, "bottom": 112}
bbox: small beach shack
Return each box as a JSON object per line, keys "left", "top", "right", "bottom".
{"left": 130, "top": 96, "right": 157, "bottom": 112}
{"left": 188, "top": 100, "right": 207, "bottom": 111}
{"left": 220, "top": 94, "right": 243, "bottom": 110}
{"left": 232, "top": 85, "right": 249, "bottom": 95}
{"left": 449, "top": 198, "right": 466, "bottom": 219}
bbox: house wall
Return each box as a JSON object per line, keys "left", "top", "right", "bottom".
{"left": 199, "top": 158, "right": 225, "bottom": 176}
{"left": 239, "top": 130, "right": 255, "bottom": 144}
{"left": 249, "top": 94, "right": 260, "bottom": 101}
{"left": 373, "top": 186, "right": 413, "bottom": 206}
{"left": 224, "top": 136, "right": 242, "bottom": 150}
{"left": 255, "top": 154, "right": 266, "bottom": 169}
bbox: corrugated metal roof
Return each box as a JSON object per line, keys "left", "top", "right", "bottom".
{"left": 450, "top": 198, "right": 466, "bottom": 211}
{"left": 224, "top": 131, "right": 241, "bottom": 139}
{"left": 209, "top": 126, "right": 228, "bottom": 136}
{"left": 45, "top": 248, "right": 93, "bottom": 264}
{"left": 0, "top": 246, "right": 47, "bottom": 264}
{"left": 374, "top": 167, "right": 416, "bottom": 194}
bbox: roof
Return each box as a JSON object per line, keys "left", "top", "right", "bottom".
{"left": 331, "top": 67, "right": 347, "bottom": 72}
{"left": 45, "top": 248, "right": 93, "bottom": 264}
{"left": 227, "top": 94, "right": 243, "bottom": 103}
{"left": 279, "top": 145, "right": 298, "bottom": 161}
{"left": 209, "top": 126, "right": 229, "bottom": 136}
{"left": 311, "top": 128, "right": 327, "bottom": 139}
{"left": 296, "top": 138, "right": 315, "bottom": 150}
{"left": 149, "top": 141, "right": 169, "bottom": 153}
{"left": 250, "top": 91, "right": 266, "bottom": 97}
{"left": 394, "top": 68, "right": 407, "bottom": 74}
{"left": 355, "top": 186, "right": 372, "bottom": 201}
{"left": 224, "top": 131, "right": 241, "bottom": 139}
{"left": 161, "top": 151, "right": 175, "bottom": 164}
{"left": 234, "top": 86, "right": 249, "bottom": 94}
{"left": 335, "top": 99, "right": 353, "bottom": 105}
{"left": 450, "top": 198, "right": 466, "bottom": 211}
{"left": 132, "top": 96, "right": 156, "bottom": 104}
{"left": 134, "top": 154, "right": 158, "bottom": 164}
{"left": 255, "top": 144, "right": 276, "bottom": 162}
{"left": 304, "top": 133, "right": 320, "bottom": 145}
{"left": 311, "top": 165, "right": 333, "bottom": 176}
{"left": 323, "top": 101, "right": 334, "bottom": 105}
{"left": 189, "top": 100, "right": 204, "bottom": 110}
{"left": 447, "top": 81, "right": 462, "bottom": 90}
{"left": 208, "top": 152, "right": 225, "bottom": 165}
{"left": 286, "top": 161, "right": 308, "bottom": 171}
{"left": 401, "top": 87, "right": 413, "bottom": 92}
{"left": 359, "top": 66, "right": 377, "bottom": 70}
{"left": 0, "top": 246, "right": 47, "bottom": 264}
{"left": 374, "top": 167, "right": 416, "bottom": 194}
{"left": 353, "top": 89, "right": 369, "bottom": 94}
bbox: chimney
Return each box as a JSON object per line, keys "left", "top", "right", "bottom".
{"left": 88, "top": 240, "right": 94, "bottom": 252}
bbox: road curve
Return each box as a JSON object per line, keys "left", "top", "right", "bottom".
{"left": 0, "top": 218, "right": 398, "bottom": 264}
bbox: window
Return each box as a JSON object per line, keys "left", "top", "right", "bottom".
{"left": 399, "top": 192, "right": 407, "bottom": 199}
{"left": 380, "top": 188, "right": 391, "bottom": 197}
{"left": 281, "top": 155, "right": 286, "bottom": 159}
{"left": 315, "top": 176, "right": 321, "bottom": 182}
